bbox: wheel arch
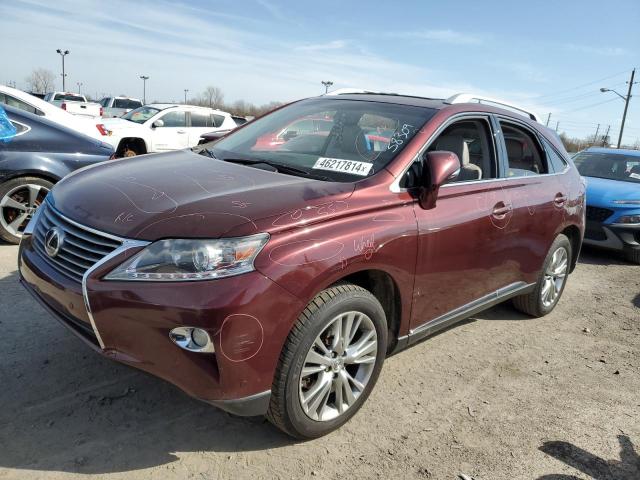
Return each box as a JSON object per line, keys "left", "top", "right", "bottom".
{"left": 116, "top": 137, "right": 148, "bottom": 156}
{"left": 327, "top": 268, "right": 403, "bottom": 354}
{"left": 561, "top": 224, "right": 582, "bottom": 273}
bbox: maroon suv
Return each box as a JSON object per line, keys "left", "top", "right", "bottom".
{"left": 18, "top": 92, "right": 585, "bottom": 439}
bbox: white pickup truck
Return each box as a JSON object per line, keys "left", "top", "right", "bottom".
{"left": 44, "top": 91, "right": 102, "bottom": 118}
{"left": 96, "top": 104, "right": 237, "bottom": 157}
{"left": 98, "top": 96, "right": 143, "bottom": 118}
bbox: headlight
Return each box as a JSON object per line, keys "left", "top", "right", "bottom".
{"left": 615, "top": 215, "right": 640, "bottom": 224}
{"left": 613, "top": 200, "right": 640, "bottom": 205}
{"left": 105, "top": 233, "right": 269, "bottom": 281}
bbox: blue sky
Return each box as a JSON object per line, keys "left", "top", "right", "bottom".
{"left": 1, "top": 0, "right": 639, "bottom": 144}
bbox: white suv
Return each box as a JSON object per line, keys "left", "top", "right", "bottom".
{"left": 97, "top": 104, "right": 237, "bottom": 156}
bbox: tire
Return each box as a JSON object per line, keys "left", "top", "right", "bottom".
{"left": 624, "top": 249, "right": 640, "bottom": 265}
{"left": 0, "top": 177, "right": 53, "bottom": 244}
{"left": 512, "top": 234, "right": 572, "bottom": 317}
{"left": 267, "top": 283, "right": 388, "bottom": 439}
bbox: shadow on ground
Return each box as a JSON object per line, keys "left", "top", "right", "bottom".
{"left": 538, "top": 435, "right": 640, "bottom": 480}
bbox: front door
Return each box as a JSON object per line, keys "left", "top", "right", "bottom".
{"left": 411, "top": 116, "right": 514, "bottom": 329}
{"left": 151, "top": 110, "right": 189, "bottom": 151}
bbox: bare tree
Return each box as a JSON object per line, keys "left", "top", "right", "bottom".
{"left": 25, "top": 68, "right": 56, "bottom": 94}
{"left": 203, "top": 86, "right": 224, "bottom": 109}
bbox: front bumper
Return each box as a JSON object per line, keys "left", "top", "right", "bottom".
{"left": 18, "top": 234, "right": 304, "bottom": 415}
{"left": 583, "top": 219, "right": 640, "bottom": 253}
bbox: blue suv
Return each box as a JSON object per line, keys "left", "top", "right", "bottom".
{"left": 574, "top": 147, "right": 640, "bottom": 263}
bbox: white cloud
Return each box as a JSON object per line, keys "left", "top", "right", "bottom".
{"left": 295, "top": 40, "right": 347, "bottom": 52}
{"left": 564, "top": 44, "right": 629, "bottom": 57}
{"left": 385, "top": 29, "right": 482, "bottom": 45}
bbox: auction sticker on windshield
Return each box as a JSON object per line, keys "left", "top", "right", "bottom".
{"left": 312, "top": 157, "right": 373, "bottom": 176}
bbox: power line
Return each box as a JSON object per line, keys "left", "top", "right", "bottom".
{"left": 532, "top": 69, "right": 631, "bottom": 101}
{"left": 561, "top": 97, "right": 619, "bottom": 114}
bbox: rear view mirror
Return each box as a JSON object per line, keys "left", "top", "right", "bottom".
{"left": 152, "top": 119, "right": 164, "bottom": 128}
{"left": 0, "top": 107, "right": 17, "bottom": 143}
{"left": 418, "top": 151, "right": 460, "bottom": 210}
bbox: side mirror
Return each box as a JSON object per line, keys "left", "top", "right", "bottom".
{"left": 418, "top": 151, "right": 461, "bottom": 210}
{"left": 152, "top": 119, "right": 164, "bottom": 128}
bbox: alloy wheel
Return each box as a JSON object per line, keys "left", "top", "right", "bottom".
{"left": 299, "top": 311, "right": 378, "bottom": 422}
{"left": 0, "top": 184, "right": 49, "bottom": 238}
{"left": 541, "top": 247, "right": 568, "bottom": 307}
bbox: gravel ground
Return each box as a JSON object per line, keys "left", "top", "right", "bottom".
{"left": 0, "top": 243, "right": 638, "bottom": 480}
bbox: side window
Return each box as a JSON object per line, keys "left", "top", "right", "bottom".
{"left": 212, "top": 114, "right": 225, "bottom": 128}
{"left": 2, "top": 94, "right": 41, "bottom": 115}
{"left": 159, "top": 111, "right": 186, "bottom": 127}
{"left": 427, "top": 118, "right": 497, "bottom": 183}
{"left": 542, "top": 138, "right": 568, "bottom": 173}
{"left": 500, "top": 122, "right": 548, "bottom": 177}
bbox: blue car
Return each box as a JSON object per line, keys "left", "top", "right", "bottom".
{"left": 573, "top": 147, "right": 640, "bottom": 263}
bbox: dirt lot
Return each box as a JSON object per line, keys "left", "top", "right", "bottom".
{"left": 0, "top": 243, "right": 638, "bottom": 480}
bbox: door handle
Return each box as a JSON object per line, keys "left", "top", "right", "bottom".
{"left": 177, "top": 130, "right": 186, "bottom": 134}
{"left": 492, "top": 202, "right": 512, "bottom": 219}
{"left": 554, "top": 193, "right": 567, "bottom": 206}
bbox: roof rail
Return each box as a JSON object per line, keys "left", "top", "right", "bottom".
{"left": 445, "top": 93, "right": 540, "bottom": 122}
{"left": 324, "top": 88, "right": 377, "bottom": 96}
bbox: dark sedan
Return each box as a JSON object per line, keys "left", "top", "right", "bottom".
{"left": 0, "top": 105, "right": 114, "bottom": 243}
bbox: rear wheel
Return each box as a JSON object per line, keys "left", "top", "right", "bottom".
{"left": 512, "top": 234, "right": 572, "bottom": 317}
{"left": 0, "top": 177, "right": 52, "bottom": 244}
{"left": 267, "top": 284, "right": 387, "bottom": 439}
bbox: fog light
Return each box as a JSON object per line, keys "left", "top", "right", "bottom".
{"left": 169, "top": 327, "right": 215, "bottom": 353}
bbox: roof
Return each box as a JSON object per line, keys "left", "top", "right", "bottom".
{"left": 586, "top": 147, "right": 640, "bottom": 157}
{"left": 321, "top": 93, "right": 446, "bottom": 110}
{"left": 146, "top": 103, "right": 231, "bottom": 115}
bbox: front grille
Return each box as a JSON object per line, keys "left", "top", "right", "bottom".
{"left": 32, "top": 203, "right": 122, "bottom": 282}
{"left": 586, "top": 206, "right": 614, "bottom": 222}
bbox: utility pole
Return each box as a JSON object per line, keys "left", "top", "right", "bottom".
{"left": 184, "top": 89, "right": 189, "bottom": 104}
{"left": 321, "top": 80, "right": 334, "bottom": 94}
{"left": 140, "top": 75, "right": 149, "bottom": 104}
{"left": 602, "top": 125, "right": 611, "bottom": 147}
{"left": 593, "top": 124, "right": 600, "bottom": 145}
{"left": 545, "top": 113, "right": 551, "bottom": 127}
{"left": 617, "top": 68, "right": 636, "bottom": 148}
{"left": 56, "top": 49, "right": 70, "bottom": 91}
{"left": 601, "top": 68, "right": 636, "bottom": 148}
{"left": 555, "top": 121, "right": 559, "bottom": 133}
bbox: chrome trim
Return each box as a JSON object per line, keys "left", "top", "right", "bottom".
{"left": 82, "top": 239, "right": 150, "bottom": 349}
{"left": 45, "top": 198, "right": 127, "bottom": 243}
{"left": 408, "top": 281, "right": 535, "bottom": 343}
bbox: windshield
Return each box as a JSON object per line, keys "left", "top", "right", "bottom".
{"left": 122, "top": 106, "right": 161, "bottom": 124}
{"left": 574, "top": 151, "right": 640, "bottom": 183}
{"left": 207, "top": 98, "right": 436, "bottom": 182}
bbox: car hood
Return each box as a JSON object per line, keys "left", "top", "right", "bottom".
{"left": 584, "top": 175, "right": 640, "bottom": 206}
{"left": 50, "top": 150, "right": 354, "bottom": 240}
{"left": 101, "top": 118, "right": 147, "bottom": 132}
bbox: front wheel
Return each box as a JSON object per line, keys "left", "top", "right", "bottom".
{"left": 512, "top": 234, "right": 572, "bottom": 317}
{"left": 267, "top": 284, "right": 387, "bottom": 439}
{"left": 0, "top": 177, "right": 52, "bottom": 244}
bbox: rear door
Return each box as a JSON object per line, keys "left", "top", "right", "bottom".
{"left": 188, "top": 112, "right": 229, "bottom": 146}
{"left": 495, "top": 117, "right": 565, "bottom": 286}
{"left": 410, "top": 115, "right": 515, "bottom": 328}
{"left": 151, "top": 110, "right": 189, "bottom": 151}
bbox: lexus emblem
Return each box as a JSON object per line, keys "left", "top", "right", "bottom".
{"left": 44, "top": 227, "right": 64, "bottom": 258}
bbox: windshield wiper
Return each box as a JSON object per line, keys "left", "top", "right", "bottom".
{"left": 221, "top": 157, "right": 331, "bottom": 181}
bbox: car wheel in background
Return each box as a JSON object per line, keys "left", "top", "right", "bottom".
{"left": 267, "top": 283, "right": 388, "bottom": 439}
{"left": 512, "top": 234, "right": 572, "bottom": 317}
{"left": 0, "top": 177, "right": 52, "bottom": 244}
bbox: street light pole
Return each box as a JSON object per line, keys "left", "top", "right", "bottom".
{"left": 321, "top": 80, "right": 334, "bottom": 94}
{"left": 76, "top": 82, "right": 82, "bottom": 95}
{"left": 184, "top": 89, "right": 189, "bottom": 104}
{"left": 601, "top": 68, "right": 636, "bottom": 148}
{"left": 56, "top": 49, "right": 69, "bottom": 91}
{"left": 140, "top": 75, "right": 149, "bottom": 104}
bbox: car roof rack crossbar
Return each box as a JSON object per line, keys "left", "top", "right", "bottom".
{"left": 324, "top": 88, "right": 379, "bottom": 96}
{"left": 445, "top": 93, "right": 539, "bottom": 122}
